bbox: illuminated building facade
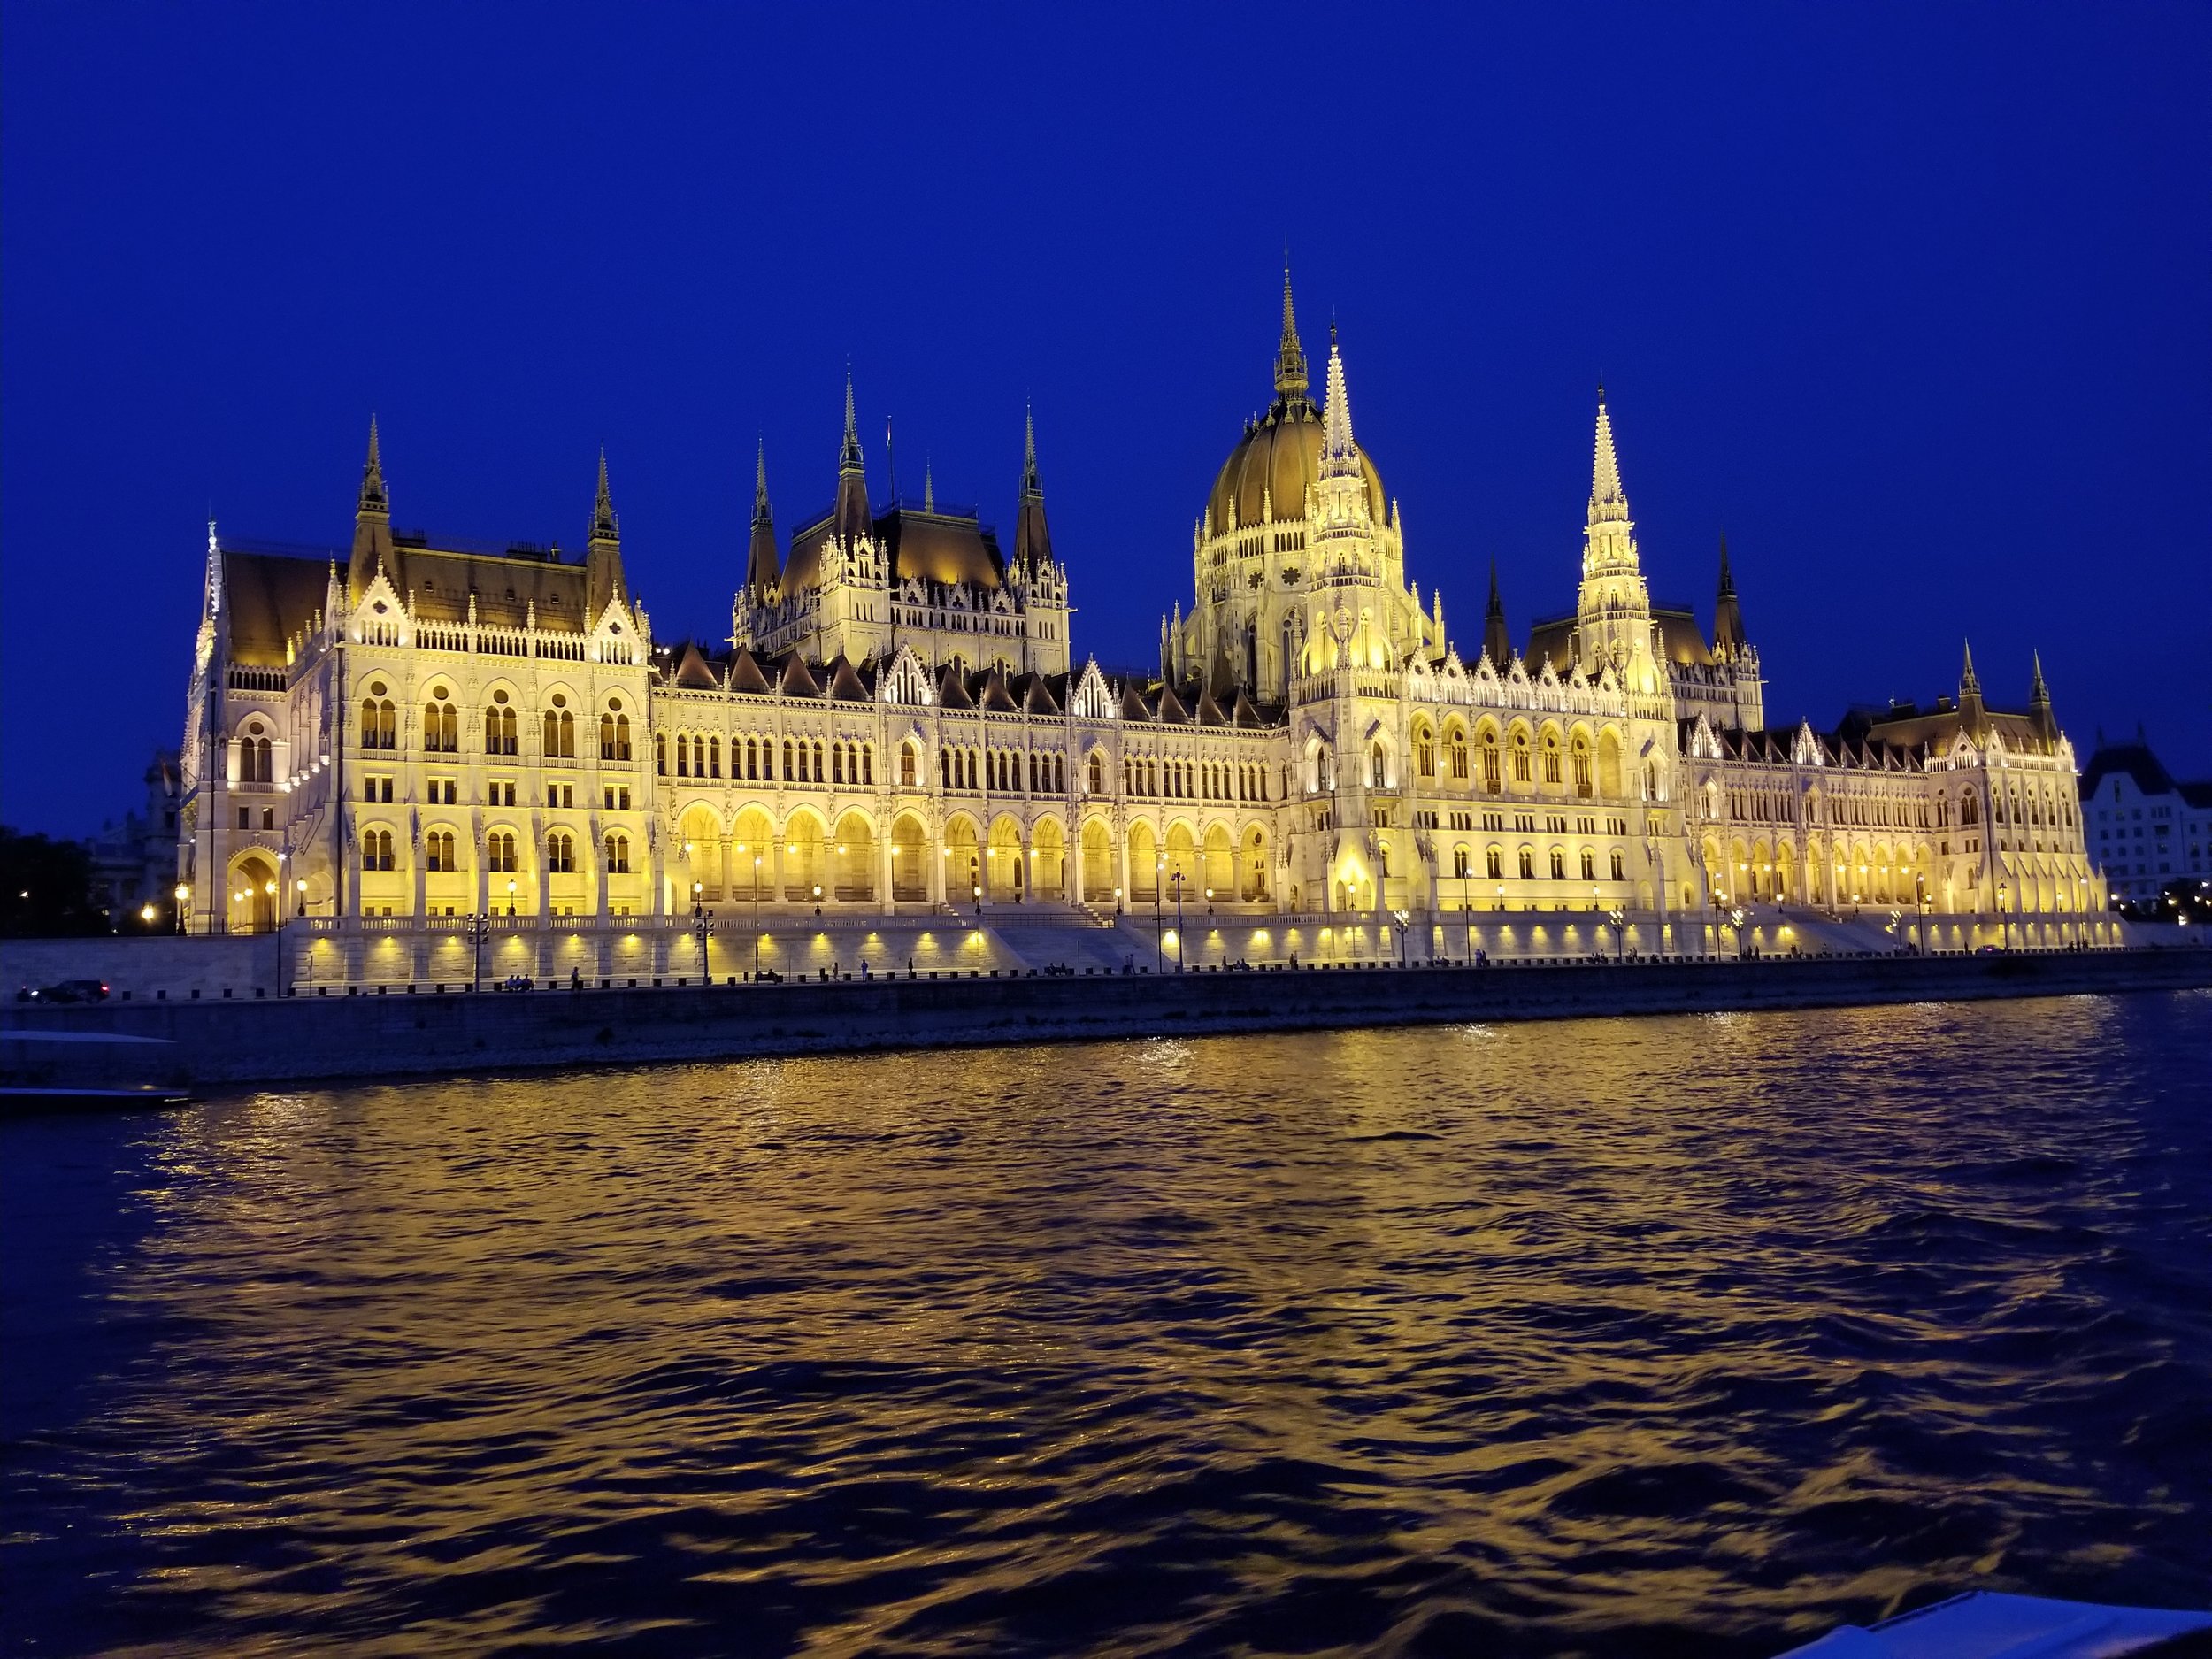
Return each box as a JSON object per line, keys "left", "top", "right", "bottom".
{"left": 174, "top": 279, "right": 2107, "bottom": 962}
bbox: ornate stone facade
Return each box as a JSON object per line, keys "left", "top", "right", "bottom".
{"left": 174, "top": 280, "right": 2109, "bottom": 964}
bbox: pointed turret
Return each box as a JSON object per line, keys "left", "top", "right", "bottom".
{"left": 923, "top": 457, "right": 933, "bottom": 513}
{"left": 585, "top": 450, "right": 629, "bottom": 622}
{"left": 1483, "top": 558, "right": 1512, "bottom": 670}
{"left": 1957, "top": 639, "right": 1986, "bottom": 730}
{"left": 1318, "top": 330, "right": 1359, "bottom": 481}
{"left": 2029, "top": 650, "right": 2057, "bottom": 749}
{"left": 833, "top": 368, "right": 871, "bottom": 544}
{"left": 1014, "top": 405, "right": 1054, "bottom": 571}
{"left": 1713, "top": 532, "right": 1747, "bottom": 658}
{"left": 1589, "top": 385, "right": 1629, "bottom": 526}
{"left": 347, "top": 416, "right": 397, "bottom": 607}
{"left": 1274, "top": 264, "right": 1309, "bottom": 402}
{"left": 1574, "top": 384, "right": 1654, "bottom": 680}
{"left": 744, "top": 441, "right": 780, "bottom": 600}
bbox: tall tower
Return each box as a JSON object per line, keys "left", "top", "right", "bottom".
{"left": 1575, "top": 386, "right": 1657, "bottom": 691}
{"left": 745, "top": 442, "right": 780, "bottom": 602}
{"left": 345, "top": 417, "right": 397, "bottom": 608}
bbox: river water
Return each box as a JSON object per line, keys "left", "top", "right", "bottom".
{"left": 4, "top": 993, "right": 2209, "bottom": 1657}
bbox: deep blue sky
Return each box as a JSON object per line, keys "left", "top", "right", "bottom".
{"left": 4, "top": 4, "right": 2208, "bottom": 836}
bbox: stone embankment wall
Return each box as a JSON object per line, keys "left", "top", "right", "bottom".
{"left": 5, "top": 949, "right": 2208, "bottom": 1093}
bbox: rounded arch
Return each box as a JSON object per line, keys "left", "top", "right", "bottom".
{"left": 227, "top": 849, "right": 280, "bottom": 933}
{"left": 986, "top": 813, "right": 1026, "bottom": 901}
{"left": 1240, "top": 822, "right": 1270, "bottom": 902}
{"left": 1202, "top": 821, "right": 1234, "bottom": 902}
{"left": 944, "top": 812, "right": 983, "bottom": 903}
{"left": 1032, "top": 814, "right": 1067, "bottom": 901}
{"left": 677, "top": 805, "right": 725, "bottom": 905}
{"left": 780, "top": 807, "right": 829, "bottom": 903}
{"left": 1163, "top": 820, "right": 1200, "bottom": 897}
{"left": 1597, "top": 727, "right": 1624, "bottom": 799}
{"left": 1080, "top": 814, "right": 1116, "bottom": 902}
{"left": 833, "top": 809, "right": 876, "bottom": 902}
{"left": 889, "top": 811, "right": 929, "bottom": 901}
{"left": 1127, "top": 818, "right": 1160, "bottom": 902}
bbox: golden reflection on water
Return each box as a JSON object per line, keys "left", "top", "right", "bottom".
{"left": 13, "top": 994, "right": 2212, "bottom": 1657}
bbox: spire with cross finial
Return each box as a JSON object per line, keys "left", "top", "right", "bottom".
{"left": 358, "top": 415, "right": 388, "bottom": 517}
{"left": 833, "top": 367, "right": 871, "bottom": 543}
{"left": 1961, "top": 638, "right": 1981, "bottom": 697}
{"left": 347, "top": 415, "right": 398, "bottom": 606}
{"left": 1015, "top": 403, "right": 1054, "bottom": 571}
{"left": 1714, "top": 530, "right": 1747, "bottom": 659}
{"left": 1275, "top": 262, "right": 1309, "bottom": 403}
{"left": 744, "top": 439, "right": 780, "bottom": 599}
{"left": 1484, "top": 558, "right": 1512, "bottom": 670}
{"left": 591, "top": 449, "right": 618, "bottom": 545}
{"left": 1575, "top": 383, "right": 1653, "bottom": 680}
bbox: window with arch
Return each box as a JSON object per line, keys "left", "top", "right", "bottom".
{"left": 604, "top": 833, "right": 631, "bottom": 874}
{"left": 426, "top": 829, "right": 457, "bottom": 872}
{"left": 1518, "top": 848, "right": 1535, "bottom": 880}
{"left": 548, "top": 832, "right": 575, "bottom": 874}
{"left": 1571, "top": 739, "right": 1593, "bottom": 797}
{"left": 240, "top": 727, "right": 273, "bottom": 783}
{"left": 863, "top": 743, "right": 874, "bottom": 785}
{"left": 1610, "top": 850, "right": 1625, "bottom": 881}
{"left": 485, "top": 695, "right": 518, "bottom": 757}
{"left": 1962, "top": 793, "right": 1980, "bottom": 826}
{"left": 1580, "top": 849, "right": 1596, "bottom": 880}
{"left": 544, "top": 700, "right": 576, "bottom": 759}
{"left": 362, "top": 827, "right": 396, "bottom": 872}
{"left": 675, "top": 735, "right": 690, "bottom": 778}
{"left": 902, "top": 742, "right": 918, "bottom": 787}
{"left": 1453, "top": 846, "right": 1471, "bottom": 879}
{"left": 1448, "top": 728, "right": 1469, "bottom": 781}
{"left": 423, "top": 693, "right": 457, "bottom": 753}
{"left": 1541, "top": 733, "right": 1563, "bottom": 787}
{"left": 600, "top": 700, "right": 633, "bottom": 762}
{"left": 487, "top": 832, "right": 518, "bottom": 873}
{"left": 709, "top": 736, "right": 722, "bottom": 779}
{"left": 1550, "top": 849, "right": 1567, "bottom": 880}
{"left": 1487, "top": 847, "right": 1504, "bottom": 880}
{"left": 1510, "top": 731, "right": 1531, "bottom": 785}
{"left": 655, "top": 732, "right": 667, "bottom": 775}
{"left": 1371, "top": 744, "right": 1388, "bottom": 789}
{"left": 784, "top": 738, "right": 796, "bottom": 779}
{"left": 362, "top": 686, "right": 397, "bottom": 750}
{"left": 1416, "top": 726, "right": 1435, "bottom": 779}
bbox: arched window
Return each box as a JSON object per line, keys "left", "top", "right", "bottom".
{"left": 604, "top": 833, "right": 631, "bottom": 874}
{"left": 1571, "top": 739, "right": 1593, "bottom": 797}
{"left": 675, "top": 735, "right": 690, "bottom": 778}
{"left": 363, "top": 696, "right": 396, "bottom": 750}
{"left": 1371, "top": 744, "right": 1388, "bottom": 789}
{"left": 1453, "top": 846, "right": 1471, "bottom": 879}
{"left": 1549, "top": 849, "right": 1566, "bottom": 880}
{"left": 426, "top": 830, "right": 457, "bottom": 872}
{"left": 655, "top": 732, "right": 667, "bottom": 774}
{"left": 902, "top": 742, "right": 918, "bottom": 787}
{"left": 1580, "top": 849, "right": 1595, "bottom": 880}
{"left": 548, "top": 832, "right": 574, "bottom": 873}
{"left": 1518, "top": 848, "right": 1535, "bottom": 880}
{"left": 487, "top": 832, "right": 518, "bottom": 873}
{"left": 1542, "top": 733, "right": 1563, "bottom": 787}
{"left": 362, "top": 827, "right": 396, "bottom": 872}
{"left": 1487, "top": 847, "right": 1504, "bottom": 880}
{"left": 813, "top": 740, "right": 826, "bottom": 781}
{"left": 784, "top": 738, "right": 795, "bottom": 779}
{"left": 544, "top": 704, "right": 575, "bottom": 759}
{"left": 863, "top": 744, "right": 874, "bottom": 786}
{"left": 1610, "top": 851, "right": 1625, "bottom": 880}
{"left": 1416, "top": 725, "right": 1435, "bottom": 779}
{"left": 710, "top": 736, "right": 722, "bottom": 778}
{"left": 833, "top": 743, "right": 846, "bottom": 785}
{"left": 1962, "top": 793, "right": 1980, "bottom": 826}
{"left": 486, "top": 698, "right": 518, "bottom": 757}
{"left": 1510, "top": 731, "right": 1531, "bottom": 785}
{"left": 610, "top": 705, "right": 634, "bottom": 761}
{"left": 1448, "top": 728, "right": 1469, "bottom": 781}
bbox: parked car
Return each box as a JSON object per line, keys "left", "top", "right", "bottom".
{"left": 21, "top": 979, "right": 111, "bottom": 1003}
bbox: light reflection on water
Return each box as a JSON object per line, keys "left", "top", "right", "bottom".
{"left": 4, "top": 993, "right": 2210, "bottom": 1657}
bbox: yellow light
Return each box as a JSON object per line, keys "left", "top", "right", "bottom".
{"left": 175, "top": 884, "right": 189, "bottom": 902}
{"left": 140, "top": 903, "right": 157, "bottom": 923}
{"left": 265, "top": 879, "right": 276, "bottom": 895}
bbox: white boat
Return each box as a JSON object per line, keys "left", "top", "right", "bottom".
{"left": 1777, "top": 1592, "right": 2212, "bottom": 1657}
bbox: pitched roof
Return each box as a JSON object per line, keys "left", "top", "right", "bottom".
{"left": 826, "top": 656, "right": 870, "bottom": 701}
{"left": 936, "top": 661, "right": 976, "bottom": 710}
{"left": 2078, "top": 741, "right": 2178, "bottom": 801}
{"left": 778, "top": 654, "right": 820, "bottom": 696}
{"left": 727, "top": 649, "right": 772, "bottom": 694}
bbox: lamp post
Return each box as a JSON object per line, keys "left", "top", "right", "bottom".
{"left": 691, "top": 902, "right": 712, "bottom": 986}
{"left": 1606, "top": 905, "right": 1626, "bottom": 964}
{"left": 1113, "top": 884, "right": 1123, "bottom": 918}
{"left": 266, "top": 876, "right": 284, "bottom": 995}
{"left": 1727, "top": 904, "right": 1747, "bottom": 961}
{"left": 1997, "top": 881, "right": 2010, "bottom": 951}
{"left": 173, "top": 882, "right": 189, "bottom": 936}
{"left": 1171, "top": 869, "right": 1187, "bottom": 969}
{"left": 471, "top": 910, "right": 489, "bottom": 992}
{"left": 1152, "top": 858, "right": 1164, "bottom": 972}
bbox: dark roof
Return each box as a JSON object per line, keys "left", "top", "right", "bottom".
{"left": 222, "top": 549, "right": 337, "bottom": 667}
{"left": 781, "top": 499, "right": 1007, "bottom": 592}
{"left": 2078, "top": 741, "right": 2178, "bottom": 802}
{"left": 1527, "top": 603, "right": 1711, "bottom": 672}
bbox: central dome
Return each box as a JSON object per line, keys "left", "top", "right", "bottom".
{"left": 1207, "top": 276, "right": 1386, "bottom": 534}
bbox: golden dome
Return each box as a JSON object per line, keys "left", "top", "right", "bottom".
{"left": 1207, "top": 400, "right": 1385, "bottom": 534}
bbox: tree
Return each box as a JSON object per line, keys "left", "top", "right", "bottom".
{"left": 0, "top": 826, "right": 111, "bottom": 936}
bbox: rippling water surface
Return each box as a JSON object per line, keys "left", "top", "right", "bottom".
{"left": 5, "top": 993, "right": 2211, "bottom": 1656}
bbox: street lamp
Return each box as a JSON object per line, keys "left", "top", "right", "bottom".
{"left": 1152, "top": 857, "right": 1165, "bottom": 972}
{"left": 1606, "top": 905, "right": 1626, "bottom": 964}
{"left": 1113, "top": 885, "right": 1123, "bottom": 918}
{"left": 173, "top": 882, "right": 189, "bottom": 935}
{"left": 691, "top": 903, "right": 713, "bottom": 985}
{"left": 1997, "top": 882, "right": 2010, "bottom": 951}
{"left": 1171, "top": 869, "right": 1187, "bottom": 969}
{"left": 1727, "top": 904, "right": 1747, "bottom": 961}
{"left": 812, "top": 882, "right": 822, "bottom": 917}
{"left": 507, "top": 878, "right": 518, "bottom": 918}
{"left": 750, "top": 853, "right": 764, "bottom": 979}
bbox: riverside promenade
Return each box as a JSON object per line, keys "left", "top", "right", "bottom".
{"left": 5, "top": 947, "right": 2208, "bottom": 1093}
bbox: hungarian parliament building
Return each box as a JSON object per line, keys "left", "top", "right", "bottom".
{"left": 177, "top": 280, "right": 2107, "bottom": 969}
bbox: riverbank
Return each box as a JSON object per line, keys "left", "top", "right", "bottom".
{"left": 4, "top": 946, "right": 2207, "bottom": 1094}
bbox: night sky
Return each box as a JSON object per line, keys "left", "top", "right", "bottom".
{"left": 4, "top": 4, "right": 2207, "bottom": 837}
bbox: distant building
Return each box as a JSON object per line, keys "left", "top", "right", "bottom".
{"left": 2078, "top": 736, "right": 2212, "bottom": 902}
{"left": 85, "top": 750, "right": 181, "bottom": 925}
{"left": 170, "top": 275, "right": 2107, "bottom": 956}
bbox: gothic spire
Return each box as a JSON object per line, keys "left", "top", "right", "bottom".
{"left": 833, "top": 368, "right": 871, "bottom": 542}
{"left": 1714, "top": 531, "right": 1747, "bottom": 658}
{"left": 745, "top": 440, "right": 780, "bottom": 598}
{"left": 1274, "top": 264, "right": 1309, "bottom": 402}
{"left": 1318, "top": 332, "right": 1359, "bottom": 481}
{"left": 1960, "top": 637, "right": 1981, "bottom": 697}
{"left": 591, "top": 448, "right": 618, "bottom": 544}
{"left": 1589, "top": 384, "right": 1629, "bottom": 525}
{"left": 1014, "top": 406, "right": 1053, "bottom": 570}
{"left": 357, "top": 415, "right": 388, "bottom": 518}
{"left": 2030, "top": 649, "right": 2050, "bottom": 705}
{"left": 1483, "top": 558, "right": 1512, "bottom": 671}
